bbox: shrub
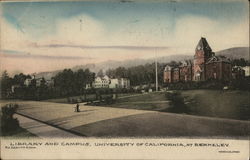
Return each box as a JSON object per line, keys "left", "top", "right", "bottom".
{"left": 1, "top": 104, "right": 20, "bottom": 135}
{"left": 165, "top": 92, "right": 189, "bottom": 113}
{"left": 80, "top": 97, "right": 85, "bottom": 102}
{"left": 104, "top": 96, "right": 114, "bottom": 104}
{"left": 71, "top": 98, "right": 77, "bottom": 104}
{"left": 67, "top": 97, "right": 71, "bottom": 103}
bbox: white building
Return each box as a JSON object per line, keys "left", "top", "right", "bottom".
{"left": 109, "top": 78, "right": 130, "bottom": 89}
{"left": 24, "top": 78, "right": 33, "bottom": 86}
{"left": 24, "top": 76, "right": 52, "bottom": 87}
{"left": 45, "top": 79, "right": 54, "bottom": 87}
{"left": 242, "top": 66, "right": 250, "bottom": 76}
{"left": 24, "top": 75, "right": 36, "bottom": 86}
{"left": 85, "top": 83, "right": 91, "bottom": 89}
{"left": 93, "top": 76, "right": 130, "bottom": 89}
{"left": 109, "top": 78, "right": 119, "bottom": 88}
{"left": 93, "top": 76, "right": 110, "bottom": 88}
{"left": 120, "top": 78, "right": 130, "bottom": 89}
{"left": 11, "top": 85, "right": 20, "bottom": 93}
{"left": 35, "top": 78, "right": 44, "bottom": 87}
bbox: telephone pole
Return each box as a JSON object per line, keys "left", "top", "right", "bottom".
{"left": 155, "top": 48, "right": 158, "bottom": 92}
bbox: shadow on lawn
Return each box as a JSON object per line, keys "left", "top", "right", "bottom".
{"left": 163, "top": 92, "right": 190, "bottom": 114}
{"left": 163, "top": 90, "right": 250, "bottom": 121}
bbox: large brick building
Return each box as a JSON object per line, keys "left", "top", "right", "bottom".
{"left": 164, "top": 37, "right": 232, "bottom": 83}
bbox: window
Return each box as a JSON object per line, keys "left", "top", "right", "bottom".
{"left": 213, "top": 73, "right": 217, "bottom": 79}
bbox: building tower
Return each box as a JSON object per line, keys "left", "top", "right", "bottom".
{"left": 193, "top": 37, "right": 214, "bottom": 81}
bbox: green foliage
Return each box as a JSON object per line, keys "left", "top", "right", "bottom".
{"left": 165, "top": 78, "right": 250, "bottom": 91}
{"left": 1, "top": 71, "right": 12, "bottom": 98}
{"left": 67, "top": 97, "right": 71, "bottom": 103}
{"left": 71, "top": 98, "right": 77, "bottom": 104}
{"left": 106, "top": 62, "right": 167, "bottom": 86}
{"left": 165, "top": 92, "right": 189, "bottom": 113}
{"left": 166, "top": 81, "right": 226, "bottom": 90}
{"left": 13, "top": 73, "right": 31, "bottom": 86}
{"left": 231, "top": 58, "right": 250, "bottom": 67}
{"left": 53, "top": 69, "right": 95, "bottom": 97}
{"left": 104, "top": 96, "right": 115, "bottom": 105}
{"left": 1, "top": 104, "right": 20, "bottom": 135}
{"left": 229, "top": 77, "right": 250, "bottom": 91}
{"left": 80, "top": 97, "right": 85, "bottom": 102}
{"left": 97, "top": 69, "right": 104, "bottom": 77}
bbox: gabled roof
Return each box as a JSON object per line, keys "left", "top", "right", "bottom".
{"left": 164, "top": 65, "right": 172, "bottom": 71}
{"left": 180, "top": 60, "right": 193, "bottom": 67}
{"left": 196, "top": 37, "right": 212, "bottom": 52}
{"left": 206, "top": 55, "right": 231, "bottom": 64}
{"left": 95, "top": 75, "right": 110, "bottom": 81}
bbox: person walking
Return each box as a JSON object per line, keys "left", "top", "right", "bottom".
{"left": 75, "top": 103, "right": 80, "bottom": 112}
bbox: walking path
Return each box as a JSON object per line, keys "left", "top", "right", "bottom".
{"left": 1, "top": 101, "right": 249, "bottom": 138}
{"left": 14, "top": 114, "right": 81, "bottom": 138}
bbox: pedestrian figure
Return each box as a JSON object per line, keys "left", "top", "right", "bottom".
{"left": 76, "top": 103, "right": 80, "bottom": 112}
{"left": 75, "top": 103, "right": 80, "bottom": 112}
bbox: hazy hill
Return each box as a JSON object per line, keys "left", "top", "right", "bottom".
{"left": 35, "top": 54, "right": 192, "bottom": 79}
{"left": 216, "top": 47, "right": 249, "bottom": 60}
{"left": 35, "top": 47, "right": 249, "bottom": 79}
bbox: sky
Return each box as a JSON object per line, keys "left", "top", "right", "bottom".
{"left": 0, "top": 0, "right": 249, "bottom": 75}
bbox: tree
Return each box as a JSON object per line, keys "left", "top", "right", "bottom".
{"left": 53, "top": 69, "right": 75, "bottom": 96}
{"left": 1, "top": 104, "right": 20, "bottom": 135}
{"left": 168, "top": 61, "right": 179, "bottom": 67}
{"left": 13, "top": 73, "right": 31, "bottom": 86}
{"left": 0, "top": 71, "right": 13, "bottom": 98}
{"left": 53, "top": 68, "right": 95, "bottom": 97}
{"left": 232, "top": 58, "right": 249, "bottom": 67}
{"left": 115, "top": 67, "right": 128, "bottom": 78}
{"left": 97, "top": 69, "right": 104, "bottom": 77}
{"left": 106, "top": 69, "right": 115, "bottom": 78}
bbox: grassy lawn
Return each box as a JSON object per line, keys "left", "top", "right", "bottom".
{"left": 117, "top": 92, "right": 166, "bottom": 102}
{"left": 180, "top": 90, "right": 250, "bottom": 120}
{"left": 104, "top": 92, "right": 170, "bottom": 111}
{"left": 102, "top": 90, "right": 250, "bottom": 121}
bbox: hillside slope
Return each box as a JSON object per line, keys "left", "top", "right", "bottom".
{"left": 35, "top": 47, "right": 249, "bottom": 79}
{"left": 216, "top": 47, "right": 249, "bottom": 60}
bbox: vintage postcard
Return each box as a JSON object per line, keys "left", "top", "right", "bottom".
{"left": 0, "top": 0, "right": 249, "bottom": 159}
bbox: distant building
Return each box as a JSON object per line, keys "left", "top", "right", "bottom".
{"left": 163, "top": 66, "right": 172, "bottom": 83}
{"left": 24, "top": 75, "right": 53, "bottom": 87}
{"left": 11, "top": 85, "right": 20, "bottom": 93}
{"left": 179, "top": 60, "right": 193, "bottom": 82}
{"left": 232, "top": 66, "right": 245, "bottom": 79}
{"left": 163, "top": 37, "right": 233, "bottom": 83}
{"left": 120, "top": 78, "right": 130, "bottom": 89}
{"left": 93, "top": 75, "right": 130, "bottom": 89}
{"left": 109, "top": 78, "right": 119, "bottom": 88}
{"left": 242, "top": 66, "right": 250, "bottom": 77}
{"left": 109, "top": 78, "right": 130, "bottom": 89}
{"left": 193, "top": 37, "right": 215, "bottom": 81}
{"left": 45, "top": 79, "right": 54, "bottom": 87}
{"left": 24, "top": 78, "right": 33, "bottom": 86}
{"left": 35, "top": 78, "right": 44, "bottom": 87}
{"left": 172, "top": 68, "right": 180, "bottom": 82}
{"left": 93, "top": 76, "right": 110, "bottom": 88}
{"left": 85, "top": 83, "right": 91, "bottom": 89}
{"left": 205, "top": 56, "right": 232, "bottom": 81}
